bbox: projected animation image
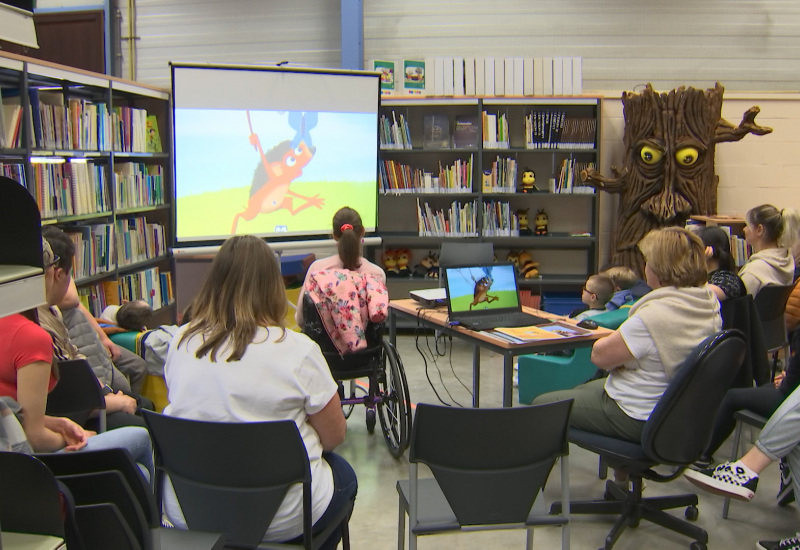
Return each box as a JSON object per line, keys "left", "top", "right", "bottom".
{"left": 174, "top": 107, "right": 377, "bottom": 241}
{"left": 231, "top": 110, "right": 322, "bottom": 233}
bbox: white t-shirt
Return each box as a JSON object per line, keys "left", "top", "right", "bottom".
{"left": 295, "top": 254, "right": 386, "bottom": 325}
{"left": 99, "top": 305, "right": 120, "bottom": 324}
{"left": 603, "top": 315, "right": 663, "bottom": 421}
{"left": 162, "top": 325, "right": 338, "bottom": 542}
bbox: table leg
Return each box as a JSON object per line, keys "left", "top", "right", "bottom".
{"left": 503, "top": 353, "right": 513, "bottom": 408}
{"left": 472, "top": 344, "right": 480, "bottom": 408}
{"left": 389, "top": 310, "right": 397, "bottom": 346}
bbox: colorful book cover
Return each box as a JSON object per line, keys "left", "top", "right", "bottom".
{"left": 145, "top": 115, "right": 162, "bottom": 153}
{"left": 494, "top": 322, "right": 590, "bottom": 341}
{"left": 373, "top": 60, "right": 396, "bottom": 95}
{"left": 403, "top": 60, "right": 425, "bottom": 95}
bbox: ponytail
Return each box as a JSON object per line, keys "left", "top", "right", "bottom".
{"left": 332, "top": 207, "right": 364, "bottom": 271}
{"left": 779, "top": 207, "right": 800, "bottom": 250}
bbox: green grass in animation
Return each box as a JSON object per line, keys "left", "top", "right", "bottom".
{"left": 176, "top": 180, "right": 376, "bottom": 238}
{"left": 450, "top": 290, "right": 518, "bottom": 311}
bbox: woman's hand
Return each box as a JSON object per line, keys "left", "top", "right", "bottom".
{"left": 105, "top": 391, "right": 137, "bottom": 415}
{"left": 774, "top": 371, "right": 786, "bottom": 389}
{"left": 44, "top": 416, "right": 92, "bottom": 451}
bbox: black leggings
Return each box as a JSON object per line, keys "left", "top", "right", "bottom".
{"left": 702, "top": 385, "right": 785, "bottom": 460}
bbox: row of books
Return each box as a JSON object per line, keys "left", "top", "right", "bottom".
{"left": 114, "top": 163, "right": 165, "bottom": 210}
{"left": 482, "top": 201, "right": 519, "bottom": 236}
{"left": 379, "top": 156, "right": 473, "bottom": 193}
{"left": 371, "top": 57, "right": 583, "bottom": 97}
{"left": 78, "top": 270, "right": 174, "bottom": 317}
{"left": 416, "top": 198, "right": 478, "bottom": 237}
{"left": 525, "top": 112, "right": 596, "bottom": 149}
{"left": 379, "top": 112, "right": 412, "bottom": 150}
{"left": 482, "top": 156, "right": 517, "bottom": 192}
{"left": 482, "top": 112, "right": 509, "bottom": 149}
{"left": 1, "top": 88, "right": 159, "bottom": 153}
{"left": 26, "top": 161, "right": 111, "bottom": 219}
{"left": 66, "top": 217, "right": 167, "bottom": 280}
{"left": 555, "top": 160, "right": 597, "bottom": 194}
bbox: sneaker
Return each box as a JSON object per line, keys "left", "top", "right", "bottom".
{"left": 757, "top": 533, "right": 800, "bottom": 549}
{"left": 691, "top": 456, "right": 714, "bottom": 471}
{"left": 683, "top": 461, "right": 758, "bottom": 501}
{"left": 778, "top": 458, "right": 795, "bottom": 507}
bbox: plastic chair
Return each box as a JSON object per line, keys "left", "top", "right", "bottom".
{"left": 142, "top": 411, "right": 352, "bottom": 550}
{"left": 0, "top": 452, "right": 67, "bottom": 547}
{"left": 37, "top": 448, "right": 225, "bottom": 550}
{"left": 396, "top": 400, "right": 573, "bottom": 550}
{"left": 550, "top": 330, "right": 745, "bottom": 550}
{"left": 753, "top": 283, "right": 795, "bottom": 379}
{"left": 45, "top": 359, "right": 106, "bottom": 432}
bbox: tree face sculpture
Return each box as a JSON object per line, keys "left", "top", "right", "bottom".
{"left": 583, "top": 83, "right": 771, "bottom": 274}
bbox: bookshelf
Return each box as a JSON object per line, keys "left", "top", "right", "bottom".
{"left": 688, "top": 215, "right": 751, "bottom": 268}
{"left": 377, "top": 97, "right": 601, "bottom": 299}
{"left": 0, "top": 51, "right": 175, "bottom": 324}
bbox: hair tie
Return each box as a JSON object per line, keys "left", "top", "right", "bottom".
{"left": 340, "top": 224, "right": 353, "bottom": 232}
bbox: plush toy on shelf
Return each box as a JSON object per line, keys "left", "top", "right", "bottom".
{"left": 516, "top": 208, "right": 533, "bottom": 235}
{"left": 383, "top": 248, "right": 400, "bottom": 277}
{"left": 521, "top": 168, "right": 537, "bottom": 193}
{"left": 534, "top": 209, "right": 548, "bottom": 236}
{"left": 413, "top": 251, "right": 440, "bottom": 278}
{"left": 395, "top": 248, "right": 412, "bottom": 276}
{"left": 517, "top": 250, "right": 540, "bottom": 278}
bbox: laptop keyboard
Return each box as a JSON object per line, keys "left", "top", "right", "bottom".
{"left": 461, "top": 312, "right": 549, "bottom": 330}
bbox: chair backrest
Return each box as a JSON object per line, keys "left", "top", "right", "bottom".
{"left": 643, "top": 330, "right": 745, "bottom": 465}
{"left": 753, "top": 283, "right": 795, "bottom": 351}
{"left": 0, "top": 175, "right": 42, "bottom": 268}
{"left": 0, "top": 451, "right": 65, "bottom": 539}
{"left": 37, "top": 448, "right": 158, "bottom": 529}
{"left": 46, "top": 359, "right": 106, "bottom": 430}
{"left": 141, "top": 410, "right": 311, "bottom": 548}
{"left": 409, "top": 400, "right": 572, "bottom": 526}
{"left": 720, "top": 294, "right": 770, "bottom": 388}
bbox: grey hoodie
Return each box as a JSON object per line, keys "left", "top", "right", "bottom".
{"left": 738, "top": 247, "right": 795, "bottom": 296}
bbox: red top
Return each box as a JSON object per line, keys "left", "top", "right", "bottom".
{"left": 0, "top": 314, "right": 57, "bottom": 400}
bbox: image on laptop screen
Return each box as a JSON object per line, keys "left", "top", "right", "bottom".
{"left": 445, "top": 264, "right": 521, "bottom": 314}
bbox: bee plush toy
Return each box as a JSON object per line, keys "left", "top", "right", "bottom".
{"left": 534, "top": 209, "right": 548, "bottom": 236}
{"left": 521, "top": 168, "right": 537, "bottom": 193}
{"left": 516, "top": 208, "right": 533, "bottom": 235}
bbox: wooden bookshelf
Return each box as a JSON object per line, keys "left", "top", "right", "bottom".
{"left": 0, "top": 51, "right": 175, "bottom": 320}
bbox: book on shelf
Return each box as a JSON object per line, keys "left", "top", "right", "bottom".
{"left": 553, "top": 57, "right": 563, "bottom": 95}
{"left": 453, "top": 115, "right": 480, "bottom": 148}
{"left": 542, "top": 57, "right": 554, "bottom": 95}
{"left": 494, "top": 58, "right": 505, "bottom": 96}
{"left": 562, "top": 57, "right": 573, "bottom": 95}
{"left": 373, "top": 60, "right": 396, "bottom": 95}
{"left": 423, "top": 114, "right": 450, "bottom": 149}
{"left": 572, "top": 57, "right": 583, "bottom": 95}
{"left": 464, "top": 57, "right": 476, "bottom": 96}
{"left": 533, "top": 58, "right": 544, "bottom": 95}
{"left": 402, "top": 60, "right": 425, "bottom": 95}
{"left": 475, "top": 56, "right": 486, "bottom": 95}
{"left": 424, "top": 56, "right": 436, "bottom": 96}
{"left": 434, "top": 57, "right": 445, "bottom": 96}
{"left": 145, "top": 115, "right": 162, "bottom": 153}
{"left": 443, "top": 57, "right": 455, "bottom": 96}
{"left": 484, "top": 57, "right": 495, "bottom": 96}
{"left": 453, "top": 57, "right": 465, "bottom": 96}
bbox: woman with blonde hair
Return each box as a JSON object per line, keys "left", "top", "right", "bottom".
{"left": 535, "top": 227, "right": 721, "bottom": 445}
{"left": 163, "top": 235, "right": 355, "bottom": 549}
{"left": 739, "top": 204, "right": 800, "bottom": 297}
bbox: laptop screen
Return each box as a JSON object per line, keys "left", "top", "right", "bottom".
{"left": 444, "top": 263, "right": 522, "bottom": 315}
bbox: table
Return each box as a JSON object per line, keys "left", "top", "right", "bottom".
{"left": 389, "top": 299, "right": 612, "bottom": 408}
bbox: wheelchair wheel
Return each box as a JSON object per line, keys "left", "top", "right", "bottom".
{"left": 376, "top": 339, "right": 412, "bottom": 458}
{"left": 340, "top": 380, "right": 362, "bottom": 419}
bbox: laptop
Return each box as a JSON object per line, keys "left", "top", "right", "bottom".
{"left": 442, "top": 262, "right": 549, "bottom": 331}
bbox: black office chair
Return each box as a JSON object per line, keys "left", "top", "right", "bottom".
{"left": 142, "top": 411, "right": 352, "bottom": 550}
{"left": 551, "top": 330, "right": 746, "bottom": 550}
{"left": 396, "top": 400, "right": 573, "bottom": 550}
{"left": 46, "top": 359, "right": 107, "bottom": 432}
{"left": 37, "top": 448, "right": 225, "bottom": 550}
{"left": 753, "top": 283, "right": 795, "bottom": 379}
{"left": 0, "top": 452, "right": 67, "bottom": 546}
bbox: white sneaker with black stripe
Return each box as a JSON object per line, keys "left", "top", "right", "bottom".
{"left": 778, "top": 458, "right": 795, "bottom": 507}
{"left": 757, "top": 533, "right": 800, "bottom": 550}
{"left": 683, "top": 461, "right": 758, "bottom": 501}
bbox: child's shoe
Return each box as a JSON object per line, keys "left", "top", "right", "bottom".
{"left": 683, "top": 461, "right": 758, "bottom": 501}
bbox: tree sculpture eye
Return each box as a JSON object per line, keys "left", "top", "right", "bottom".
{"left": 676, "top": 147, "right": 700, "bottom": 166}
{"left": 640, "top": 145, "right": 663, "bottom": 164}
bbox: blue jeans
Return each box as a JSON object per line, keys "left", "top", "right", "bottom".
{"left": 286, "top": 451, "right": 358, "bottom": 549}
{"left": 59, "top": 426, "right": 154, "bottom": 483}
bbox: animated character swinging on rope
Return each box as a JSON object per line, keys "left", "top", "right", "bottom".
{"left": 231, "top": 111, "right": 324, "bottom": 234}
{"left": 470, "top": 269, "right": 499, "bottom": 310}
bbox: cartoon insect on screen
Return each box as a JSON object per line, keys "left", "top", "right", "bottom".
{"left": 231, "top": 110, "right": 324, "bottom": 234}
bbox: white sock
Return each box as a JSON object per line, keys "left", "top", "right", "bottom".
{"left": 730, "top": 460, "right": 759, "bottom": 478}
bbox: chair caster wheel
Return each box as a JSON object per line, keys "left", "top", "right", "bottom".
{"left": 689, "top": 541, "right": 706, "bottom": 550}
{"left": 685, "top": 505, "right": 699, "bottom": 521}
{"left": 366, "top": 408, "right": 376, "bottom": 434}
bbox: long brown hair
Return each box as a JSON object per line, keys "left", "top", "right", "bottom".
{"left": 179, "top": 235, "right": 287, "bottom": 362}
{"left": 332, "top": 206, "right": 364, "bottom": 271}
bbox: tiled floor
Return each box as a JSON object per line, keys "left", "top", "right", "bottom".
{"left": 334, "top": 332, "right": 796, "bottom": 549}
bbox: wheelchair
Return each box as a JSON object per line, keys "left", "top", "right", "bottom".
{"left": 302, "top": 294, "right": 412, "bottom": 457}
